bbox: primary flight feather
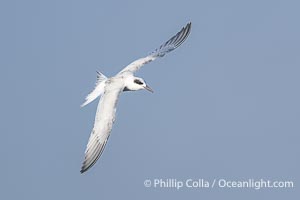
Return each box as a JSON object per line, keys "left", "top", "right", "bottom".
{"left": 80, "top": 22, "right": 191, "bottom": 173}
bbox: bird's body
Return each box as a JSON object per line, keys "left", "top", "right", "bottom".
{"left": 80, "top": 22, "right": 191, "bottom": 173}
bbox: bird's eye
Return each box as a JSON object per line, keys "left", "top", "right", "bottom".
{"left": 134, "top": 79, "right": 143, "bottom": 85}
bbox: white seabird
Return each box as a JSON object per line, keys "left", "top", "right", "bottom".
{"left": 80, "top": 22, "right": 191, "bottom": 173}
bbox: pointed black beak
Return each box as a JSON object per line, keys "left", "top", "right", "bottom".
{"left": 144, "top": 85, "right": 154, "bottom": 93}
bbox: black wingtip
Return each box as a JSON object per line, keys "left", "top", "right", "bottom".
{"left": 173, "top": 22, "right": 192, "bottom": 48}
{"left": 80, "top": 164, "right": 86, "bottom": 174}
{"left": 80, "top": 163, "right": 90, "bottom": 174}
{"left": 184, "top": 22, "right": 192, "bottom": 30}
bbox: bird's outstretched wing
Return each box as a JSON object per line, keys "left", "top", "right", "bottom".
{"left": 118, "top": 22, "right": 191, "bottom": 74}
{"left": 80, "top": 79, "right": 123, "bottom": 173}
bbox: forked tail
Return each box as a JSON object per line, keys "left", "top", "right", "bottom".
{"left": 81, "top": 71, "right": 107, "bottom": 107}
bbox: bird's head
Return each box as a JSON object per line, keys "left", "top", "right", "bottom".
{"left": 124, "top": 77, "right": 154, "bottom": 93}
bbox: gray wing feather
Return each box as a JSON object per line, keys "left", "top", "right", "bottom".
{"left": 118, "top": 22, "right": 191, "bottom": 74}
{"left": 151, "top": 22, "right": 191, "bottom": 57}
{"left": 80, "top": 80, "right": 123, "bottom": 173}
{"left": 80, "top": 134, "right": 109, "bottom": 173}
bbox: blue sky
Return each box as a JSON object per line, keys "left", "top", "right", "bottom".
{"left": 1, "top": 0, "right": 299, "bottom": 199}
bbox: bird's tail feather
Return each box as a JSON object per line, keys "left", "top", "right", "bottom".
{"left": 81, "top": 71, "right": 107, "bottom": 107}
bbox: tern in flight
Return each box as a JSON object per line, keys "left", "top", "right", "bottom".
{"left": 80, "top": 22, "right": 191, "bottom": 173}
